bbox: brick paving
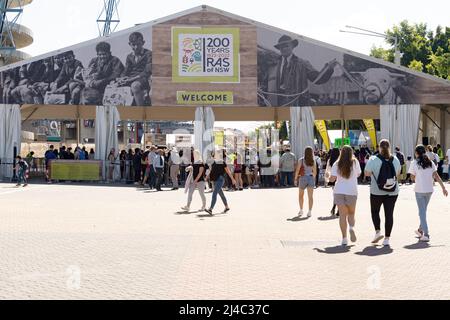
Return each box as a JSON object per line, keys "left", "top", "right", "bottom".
{"left": 0, "top": 182, "right": 449, "bottom": 299}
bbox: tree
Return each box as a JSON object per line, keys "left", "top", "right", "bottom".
{"left": 369, "top": 21, "right": 449, "bottom": 79}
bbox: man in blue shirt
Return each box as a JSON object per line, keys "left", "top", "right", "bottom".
{"left": 44, "top": 145, "right": 57, "bottom": 183}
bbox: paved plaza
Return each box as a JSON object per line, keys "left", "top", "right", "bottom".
{"left": 0, "top": 181, "right": 449, "bottom": 300}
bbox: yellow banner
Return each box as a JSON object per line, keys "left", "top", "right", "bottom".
{"left": 176, "top": 91, "right": 233, "bottom": 105}
{"left": 314, "top": 120, "right": 330, "bottom": 151}
{"left": 363, "top": 119, "right": 377, "bottom": 149}
{"left": 50, "top": 161, "right": 101, "bottom": 181}
{"left": 214, "top": 131, "right": 224, "bottom": 147}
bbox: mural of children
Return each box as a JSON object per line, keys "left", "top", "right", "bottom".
{"left": 50, "top": 51, "right": 84, "bottom": 104}
{"left": 81, "top": 41, "right": 124, "bottom": 105}
{"left": 114, "top": 32, "right": 152, "bottom": 106}
{"left": 10, "top": 65, "right": 34, "bottom": 104}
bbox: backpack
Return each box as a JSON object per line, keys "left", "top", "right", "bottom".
{"left": 396, "top": 152, "right": 405, "bottom": 166}
{"left": 373, "top": 155, "right": 397, "bottom": 192}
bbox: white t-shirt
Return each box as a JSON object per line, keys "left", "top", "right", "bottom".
{"left": 331, "top": 160, "right": 362, "bottom": 196}
{"left": 426, "top": 151, "right": 439, "bottom": 163}
{"left": 408, "top": 160, "right": 437, "bottom": 193}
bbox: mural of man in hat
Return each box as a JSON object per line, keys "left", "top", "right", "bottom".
{"left": 267, "top": 35, "right": 337, "bottom": 106}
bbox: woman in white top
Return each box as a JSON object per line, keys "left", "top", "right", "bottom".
{"left": 329, "top": 145, "right": 362, "bottom": 246}
{"left": 408, "top": 145, "right": 448, "bottom": 242}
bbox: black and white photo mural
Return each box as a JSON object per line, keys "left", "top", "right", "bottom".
{"left": 0, "top": 26, "right": 152, "bottom": 106}
{"left": 257, "top": 27, "right": 448, "bottom": 107}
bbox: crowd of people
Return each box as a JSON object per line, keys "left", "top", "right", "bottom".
{"left": 294, "top": 140, "right": 447, "bottom": 246}
{"left": 12, "top": 139, "right": 450, "bottom": 245}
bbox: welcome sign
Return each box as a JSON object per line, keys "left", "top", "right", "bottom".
{"left": 172, "top": 27, "right": 240, "bottom": 83}
{"left": 176, "top": 91, "right": 234, "bottom": 105}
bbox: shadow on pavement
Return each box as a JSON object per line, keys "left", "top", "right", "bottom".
{"left": 317, "top": 215, "right": 339, "bottom": 221}
{"left": 287, "top": 216, "right": 310, "bottom": 222}
{"left": 314, "top": 245, "right": 354, "bottom": 254}
{"left": 354, "top": 246, "right": 394, "bottom": 256}
{"left": 404, "top": 242, "right": 445, "bottom": 250}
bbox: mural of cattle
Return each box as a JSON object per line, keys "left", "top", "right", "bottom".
{"left": 351, "top": 68, "right": 406, "bottom": 105}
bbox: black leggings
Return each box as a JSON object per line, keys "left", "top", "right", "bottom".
{"left": 370, "top": 194, "right": 398, "bottom": 237}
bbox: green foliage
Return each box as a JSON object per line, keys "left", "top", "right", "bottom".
{"left": 369, "top": 21, "right": 449, "bottom": 79}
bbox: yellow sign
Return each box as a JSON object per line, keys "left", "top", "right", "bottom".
{"left": 214, "top": 131, "right": 224, "bottom": 147}
{"left": 363, "top": 119, "right": 377, "bottom": 149}
{"left": 176, "top": 91, "right": 233, "bottom": 105}
{"left": 51, "top": 161, "right": 101, "bottom": 181}
{"left": 172, "top": 27, "right": 240, "bottom": 83}
{"left": 314, "top": 120, "right": 330, "bottom": 151}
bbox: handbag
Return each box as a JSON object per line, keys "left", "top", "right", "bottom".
{"left": 299, "top": 159, "right": 305, "bottom": 177}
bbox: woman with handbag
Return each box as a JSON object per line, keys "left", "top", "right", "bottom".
{"left": 294, "top": 146, "right": 317, "bottom": 217}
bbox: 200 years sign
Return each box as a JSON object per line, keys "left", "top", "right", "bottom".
{"left": 172, "top": 27, "right": 240, "bottom": 83}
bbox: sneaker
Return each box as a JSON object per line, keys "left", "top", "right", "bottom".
{"left": 199, "top": 206, "right": 205, "bottom": 212}
{"left": 341, "top": 238, "right": 348, "bottom": 246}
{"left": 349, "top": 228, "right": 357, "bottom": 242}
{"left": 15, "top": 184, "right": 21, "bottom": 187}
{"left": 181, "top": 206, "right": 189, "bottom": 211}
{"left": 415, "top": 229, "right": 424, "bottom": 237}
{"left": 307, "top": 211, "right": 312, "bottom": 218}
{"left": 298, "top": 209, "right": 303, "bottom": 217}
{"left": 224, "top": 207, "right": 230, "bottom": 213}
{"left": 419, "top": 235, "right": 430, "bottom": 242}
{"left": 382, "top": 238, "right": 390, "bottom": 246}
{"left": 372, "top": 232, "right": 384, "bottom": 244}
{"left": 23, "top": 184, "right": 28, "bottom": 187}
{"left": 205, "top": 208, "right": 213, "bottom": 216}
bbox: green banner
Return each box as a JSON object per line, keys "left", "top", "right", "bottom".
{"left": 334, "top": 137, "right": 351, "bottom": 148}
{"left": 50, "top": 161, "right": 101, "bottom": 181}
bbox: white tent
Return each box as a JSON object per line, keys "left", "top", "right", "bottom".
{"left": 0, "top": 104, "right": 21, "bottom": 179}
{"left": 95, "top": 105, "right": 121, "bottom": 181}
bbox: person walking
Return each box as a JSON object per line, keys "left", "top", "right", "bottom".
{"left": 181, "top": 150, "right": 207, "bottom": 212}
{"left": 169, "top": 147, "right": 180, "bottom": 190}
{"left": 107, "top": 148, "right": 116, "bottom": 182}
{"left": 154, "top": 149, "right": 165, "bottom": 191}
{"left": 364, "top": 139, "right": 401, "bottom": 247}
{"left": 15, "top": 156, "right": 29, "bottom": 187}
{"left": 408, "top": 145, "right": 448, "bottom": 242}
{"left": 233, "top": 153, "right": 244, "bottom": 191}
{"left": 436, "top": 144, "right": 444, "bottom": 178}
{"left": 329, "top": 146, "right": 361, "bottom": 246}
{"left": 205, "top": 150, "right": 236, "bottom": 215}
{"left": 325, "top": 148, "right": 341, "bottom": 216}
{"left": 279, "top": 147, "right": 296, "bottom": 187}
{"left": 294, "top": 146, "right": 317, "bottom": 217}
{"left": 395, "top": 147, "right": 406, "bottom": 184}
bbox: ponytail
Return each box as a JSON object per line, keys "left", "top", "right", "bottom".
{"left": 379, "top": 139, "right": 391, "bottom": 159}
{"left": 415, "top": 145, "right": 432, "bottom": 169}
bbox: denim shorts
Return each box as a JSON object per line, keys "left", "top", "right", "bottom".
{"left": 334, "top": 193, "right": 358, "bottom": 206}
{"left": 299, "top": 175, "right": 315, "bottom": 190}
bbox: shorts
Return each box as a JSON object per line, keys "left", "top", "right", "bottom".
{"left": 334, "top": 193, "right": 358, "bottom": 206}
{"left": 299, "top": 175, "right": 314, "bottom": 190}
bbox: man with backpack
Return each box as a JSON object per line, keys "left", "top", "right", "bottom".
{"left": 395, "top": 147, "right": 406, "bottom": 184}
{"left": 364, "top": 139, "right": 401, "bottom": 247}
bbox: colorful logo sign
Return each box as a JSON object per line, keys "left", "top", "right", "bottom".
{"left": 176, "top": 91, "right": 234, "bottom": 105}
{"left": 172, "top": 27, "right": 240, "bottom": 83}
